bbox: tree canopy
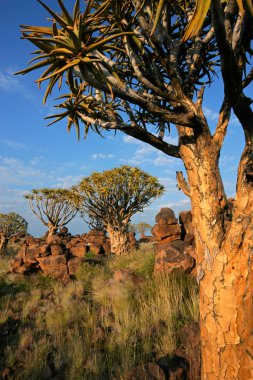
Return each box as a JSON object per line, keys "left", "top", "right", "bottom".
{"left": 24, "top": 188, "right": 78, "bottom": 236}
{"left": 0, "top": 213, "right": 28, "bottom": 252}
{"left": 73, "top": 165, "right": 164, "bottom": 254}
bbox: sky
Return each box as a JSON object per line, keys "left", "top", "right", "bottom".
{"left": 0, "top": 0, "right": 247, "bottom": 237}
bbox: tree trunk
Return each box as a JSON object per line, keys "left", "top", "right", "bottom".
{"left": 180, "top": 138, "right": 253, "bottom": 379}
{"left": 0, "top": 235, "right": 7, "bottom": 253}
{"left": 48, "top": 225, "right": 57, "bottom": 237}
{"left": 106, "top": 225, "right": 130, "bottom": 255}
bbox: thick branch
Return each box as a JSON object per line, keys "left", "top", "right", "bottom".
{"left": 176, "top": 171, "right": 190, "bottom": 197}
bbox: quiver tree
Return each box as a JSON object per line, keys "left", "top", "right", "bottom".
{"left": 25, "top": 188, "right": 78, "bottom": 237}
{"left": 17, "top": 0, "right": 253, "bottom": 378}
{"left": 0, "top": 213, "right": 28, "bottom": 253}
{"left": 73, "top": 166, "right": 164, "bottom": 255}
{"left": 133, "top": 222, "right": 152, "bottom": 238}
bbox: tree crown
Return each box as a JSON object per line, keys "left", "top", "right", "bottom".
{"left": 0, "top": 213, "right": 28, "bottom": 239}
{"left": 73, "top": 165, "right": 164, "bottom": 227}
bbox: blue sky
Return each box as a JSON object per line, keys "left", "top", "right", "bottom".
{"left": 0, "top": 0, "right": 246, "bottom": 236}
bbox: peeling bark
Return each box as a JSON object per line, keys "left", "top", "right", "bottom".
{"left": 0, "top": 235, "right": 7, "bottom": 253}
{"left": 106, "top": 225, "right": 130, "bottom": 255}
{"left": 180, "top": 131, "right": 253, "bottom": 379}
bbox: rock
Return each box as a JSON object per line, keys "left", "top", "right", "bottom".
{"left": 157, "top": 355, "right": 188, "bottom": 380}
{"left": 15, "top": 347, "right": 29, "bottom": 363}
{"left": 175, "top": 322, "right": 200, "bottom": 380}
{"left": 112, "top": 269, "right": 146, "bottom": 286}
{"left": 10, "top": 258, "right": 23, "bottom": 271}
{"left": 179, "top": 210, "right": 192, "bottom": 225}
{"left": 50, "top": 244, "right": 64, "bottom": 256}
{"left": 67, "top": 257, "right": 84, "bottom": 276}
{"left": 47, "top": 235, "right": 62, "bottom": 245}
{"left": 155, "top": 208, "right": 177, "bottom": 225}
{"left": 37, "top": 255, "right": 69, "bottom": 278}
{"left": 88, "top": 243, "right": 104, "bottom": 255}
{"left": 151, "top": 224, "right": 181, "bottom": 241}
{"left": 59, "top": 226, "right": 69, "bottom": 236}
{"left": 154, "top": 241, "right": 195, "bottom": 275}
{"left": 125, "top": 362, "right": 166, "bottom": 380}
{"left": 70, "top": 244, "right": 87, "bottom": 257}
{"left": 36, "top": 243, "right": 50, "bottom": 255}
{"left": 24, "top": 247, "right": 38, "bottom": 263}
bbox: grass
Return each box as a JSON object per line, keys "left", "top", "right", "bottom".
{"left": 0, "top": 243, "right": 199, "bottom": 379}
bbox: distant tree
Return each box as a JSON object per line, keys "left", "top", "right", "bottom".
{"left": 25, "top": 188, "right": 78, "bottom": 237}
{"left": 73, "top": 166, "right": 164, "bottom": 255}
{"left": 134, "top": 222, "right": 152, "bottom": 237}
{"left": 0, "top": 213, "right": 28, "bottom": 253}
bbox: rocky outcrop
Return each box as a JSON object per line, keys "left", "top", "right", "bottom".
{"left": 10, "top": 229, "right": 110, "bottom": 280}
{"left": 152, "top": 208, "right": 195, "bottom": 275}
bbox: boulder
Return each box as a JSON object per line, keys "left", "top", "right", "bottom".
{"left": 50, "top": 244, "right": 64, "bottom": 256}
{"left": 67, "top": 257, "right": 84, "bottom": 276}
{"left": 47, "top": 235, "right": 62, "bottom": 246}
{"left": 155, "top": 208, "right": 177, "bottom": 225}
{"left": 175, "top": 322, "right": 200, "bottom": 380}
{"left": 88, "top": 243, "right": 104, "bottom": 255}
{"left": 151, "top": 223, "right": 181, "bottom": 241}
{"left": 37, "top": 255, "right": 68, "bottom": 278}
{"left": 154, "top": 241, "right": 195, "bottom": 275}
{"left": 179, "top": 210, "right": 192, "bottom": 225}
{"left": 70, "top": 244, "right": 87, "bottom": 257}
{"left": 125, "top": 362, "right": 166, "bottom": 380}
{"left": 112, "top": 269, "right": 146, "bottom": 286}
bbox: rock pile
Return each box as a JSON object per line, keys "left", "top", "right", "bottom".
{"left": 152, "top": 208, "right": 195, "bottom": 275}
{"left": 10, "top": 229, "right": 110, "bottom": 281}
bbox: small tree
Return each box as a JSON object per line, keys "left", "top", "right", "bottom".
{"left": 25, "top": 188, "right": 78, "bottom": 237}
{"left": 134, "top": 222, "right": 152, "bottom": 238}
{"left": 0, "top": 213, "right": 28, "bottom": 253}
{"left": 73, "top": 166, "right": 164, "bottom": 255}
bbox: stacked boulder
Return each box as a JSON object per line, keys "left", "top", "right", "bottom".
{"left": 152, "top": 208, "right": 195, "bottom": 275}
{"left": 10, "top": 229, "right": 110, "bottom": 281}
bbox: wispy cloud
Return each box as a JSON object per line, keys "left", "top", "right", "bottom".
{"left": 0, "top": 70, "right": 34, "bottom": 100}
{"left": 1, "top": 139, "right": 27, "bottom": 150}
{"left": 91, "top": 153, "right": 115, "bottom": 160}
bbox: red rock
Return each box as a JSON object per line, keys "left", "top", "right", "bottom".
{"left": 125, "top": 362, "right": 166, "bottom": 380}
{"left": 37, "top": 254, "right": 69, "bottom": 278}
{"left": 10, "top": 258, "right": 23, "bottom": 271}
{"left": 155, "top": 208, "right": 177, "bottom": 225}
{"left": 175, "top": 322, "right": 200, "bottom": 380}
{"left": 112, "top": 269, "right": 146, "bottom": 286}
{"left": 151, "top": 223, "right": 181, "bottom": 240}
{"left": 67, "top": 257, "right": 84, "bottom": 276}
{"left": 24, "top": 247, "right": 38, "bottom": 263}
{"left": 154, "top": 241, "right": 195, "bottom": 274}
{"left": 47, "top": 235, "right": 62, "bottom": 245}
{"left": 179, "top": 210, "right": 192, "bottom": 225}
{"left": 70, "top": 244, "right": 87, "bottom": 257}
{"left": 36, "top": 244, "right": 50, "bottom": 255}
{"left": 50, "top": 244, "right": 64, "bottom": 256}
{"left": 88, "top": 243, "right": 103, "bottom": 255}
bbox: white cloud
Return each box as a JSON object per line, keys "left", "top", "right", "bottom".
{"left": 0, "top": 70, "right": 34, "bottom": 100}
{"left": 1, "top": 139, "right": 27, "bottom": 150}
{"left": 91, "top": 153, "right": 115, "bottom": 160}
{"left": 53, "top": 175, "right": 83, "bottom": 188}
{"left": 203, "top": 106, "right": 219, "bottom": 121}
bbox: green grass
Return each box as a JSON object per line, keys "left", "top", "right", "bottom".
{"left": 0, "top": 244, "right": 199, "bottom": 380}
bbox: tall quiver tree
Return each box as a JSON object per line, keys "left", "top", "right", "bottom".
{"left": 17, "top": 0, "right": 253, "bottom": 377}
{"left": 73, "top": 166, "right": 164, "bottom": 255}
{"left": 25, "top": 188, "right": 78, "bottom": 237}
{"left": 0, "top": 213, "right": 28, "bottom": 253}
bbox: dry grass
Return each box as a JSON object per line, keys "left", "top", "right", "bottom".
{"left": 0, "top": 244, "right": 199, "bottom": 379}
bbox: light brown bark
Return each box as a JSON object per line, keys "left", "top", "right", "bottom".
{"left": 0, "top": 235, "right": 7, "bottom": 253}
{"left": 48, "top": 225, "right": 57, "bottom": 237}
{"left": 180, "top": 136, "right": 253, "bottom": 379}
{"left": 106, "top": 225, "right": 130, "bottom": 255}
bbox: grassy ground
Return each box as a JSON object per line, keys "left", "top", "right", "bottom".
{"left": 0, "top": 243, "right": 198, "bottom": 380}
